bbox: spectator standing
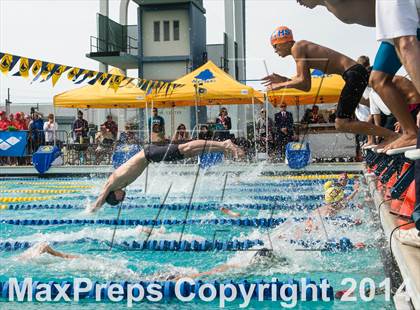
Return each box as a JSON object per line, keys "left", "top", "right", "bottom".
{"left": 255, "top": 108, "right": 274, "bottom": 153}
{"left": 172, "top": 124, "right": 190, "bottom": 143}
{"left": 29, "top": 112, "right": 44, "bottom": 152}
{"left": 72, "top": 110, "right": 89, "bottom": 143}
{"left": 43, "top": 114, "right": 58, "bottom": 145}
{"left": 8, "top": 114, "right": 16, "bottom": 129}
{"left": 102, "top": 115, "right": 118, "bottom": 139}
{"left": 14, "top": 112, "right": 27, "bottom": 130}
{"left": 274, "top": 103, "right": 294, "bottom": 159}
{"left": 0, "top": 111, "right": 10, "bottom": 130}
{"left": 148, "top": 108, "right": 165, "bottom": 142}
{"left": 215, "top": 107, "right": 232, "bottom": 140}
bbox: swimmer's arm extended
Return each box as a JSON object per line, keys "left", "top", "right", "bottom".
{"left": 178, "top": 263, "right": 240, "bottom": 280}
{"left": 345, "top": 182, "right": 359, "bottom": 201}
{"left": 271, "top": 51, "right": 311, "bottom": 91}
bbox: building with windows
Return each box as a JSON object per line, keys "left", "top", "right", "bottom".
{"left": 86, "top": 0, "right": 246, "bottom": 138}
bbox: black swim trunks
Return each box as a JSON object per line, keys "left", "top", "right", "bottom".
{"left": 336, "top": 64, "right": 369, "bottom": 119}
{"left": 144, "top": 144, "right": 184, "bottom": 163}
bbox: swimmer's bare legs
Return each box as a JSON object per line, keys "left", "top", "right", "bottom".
{"left": 178, "top": 139, "right": 244, "bottom": 159}
{"left": 19, "top": 242, "right": 79, "bottom": 260}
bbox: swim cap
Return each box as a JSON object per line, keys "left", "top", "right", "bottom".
{"left": 270, "top": 26, "right": 294, "bottom": 46}
{"left": 323, "top": 181, "right": 333, "bottom": 191}
{"left": 105, "top": 191, "right": 124, "bottom": 206}
{"left": 325, "top": 186, "right": 345, "bottom": 204}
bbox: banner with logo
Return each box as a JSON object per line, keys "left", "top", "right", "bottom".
{"left": 0, "top": 52, "right": 184, "bottom": 94}
{"left": 0, "top": 131, "right": 28, "bottom": 157}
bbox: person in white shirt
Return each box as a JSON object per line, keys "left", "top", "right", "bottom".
{"left": 43, "top": 113, "right": 58, "bottom": 144}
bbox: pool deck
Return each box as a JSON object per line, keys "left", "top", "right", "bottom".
{"left": 0, "top": 162, "right": 363, "bottom": 176}
{"left": 366, "top": 173, "right": 420, "bottom": 310}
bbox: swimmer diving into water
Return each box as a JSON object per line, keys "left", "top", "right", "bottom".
{"left": 89, "top": 140, "right": 243, "bottom": 212}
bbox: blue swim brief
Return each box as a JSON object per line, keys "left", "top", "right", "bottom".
{"left": 373, "top": 28, "right": 420, "bottom": 76}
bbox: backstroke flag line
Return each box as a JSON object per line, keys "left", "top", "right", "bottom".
{"left": 0, "top": 51, "right": 184, "bottom": 94}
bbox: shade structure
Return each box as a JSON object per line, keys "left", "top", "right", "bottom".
{"left": 53, "top": 68, "right": 147, "bottom": 109}
{"left": 147, "top": 61, "right": 263, "bottom": 107}
{"left": 267, "top": 74, "right": 345, "bottom": 106}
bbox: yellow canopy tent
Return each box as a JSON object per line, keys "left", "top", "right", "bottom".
{"left": 267, "top": 74, "right": 344, "bottom": 106}
{"left": 53, "top": 68, "right": 146, "bottom": 109}
{"left": 147, "top": 60, "right": 263, "bottom": 107}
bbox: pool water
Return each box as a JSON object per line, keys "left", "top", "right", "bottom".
{"left": 0, "top": 168, "right": 395, "bottom": 309}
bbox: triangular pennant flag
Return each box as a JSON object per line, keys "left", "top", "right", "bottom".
{"left": 139, "top": 79, "right": 148, "bottom": 90}
{"left": 87, "top": 72, "right": 103, "bottom": 85}
{"left": 164, "top": 83, "right": 171, "bottom": 96}
{"left": 109, "top": 75, "right": 124, "bottom": 92}
{"left": 51, "top": 65, "right": 70, "bottom": 86}
{"left": 31, "top": 60, "right": 42, "bottom": 76}
{"left": 0, "top": 53, "right": 17, "bottom": 74}
{"left": 13, "top": 58, "right": 35, "bottom": 78}
{"left": 73, "top": 69, "right": 88, "bottom": 81}
{"left": 75, "top": 71, "right": 96, "bottom": 84}
{"left": 156, "top": 81, "right": 165, "bottom": 94}
{"left": 145, "top": 80, "right": 153, "bottom": 94}
{"left": 32, "top": 61, "right": 49, "bottom": 82}
{"left": 100, "top": 73, "right": 112, "bottom": 86}
{"left": 41, "top": 63, "right": 60, "bottom": 82}
{"left": 67, "top": 67, "right": 80, "bottom": 81}
{"left": 119, "top": 77, "right": 133, "bottom": 88}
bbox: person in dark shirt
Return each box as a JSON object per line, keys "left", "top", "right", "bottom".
{"left": 215, "top": 107, "right": 232, "bottom": 141}
{"left": 274, "top": 103, "right": 294, "bottom": 159}
{"left": 148, "top": 108, "right": 165, "bottom": 142}
{"left": 72, "top": 110, "right": 89, "bottom": 143}
{"left": 102, "top": 115, "right": 118, "bottom": 139}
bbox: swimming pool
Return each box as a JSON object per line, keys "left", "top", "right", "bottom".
{"left": 0, "top": 167, "right": 395, "bottom": 309}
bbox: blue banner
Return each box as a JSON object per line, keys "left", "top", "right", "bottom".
{"left": 0, "top": 131, "right": 28, "bottom": 156}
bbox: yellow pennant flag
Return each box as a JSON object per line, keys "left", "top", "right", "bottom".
{"left": 31, "top": 60, "right": 42, "bottom": 76}
{"left": 0, "top": 53, "right": 13, "bottom": 74}
{"left": 40, "top": 63, "right": 55, "bottom": 81}
{"left": 13, "top": 57, "right": 32, "bottom": 78}
{"left": 67, "top": 67, "right": 80, "bottom": 81}
{"left": 108, "top": 75, "right": 124, "bottom": 92}
{"left": 51, "top": 65, "right": 70, "bottom": 86}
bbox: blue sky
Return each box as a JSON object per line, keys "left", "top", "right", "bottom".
{"left": 0, "top": 0, "right": 384, "bottom": 105}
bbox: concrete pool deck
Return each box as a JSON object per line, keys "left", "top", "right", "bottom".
{"left": 366, "top": 173, "right": 420, "bottom": 310}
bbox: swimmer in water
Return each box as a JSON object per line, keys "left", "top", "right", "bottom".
{"left": 170, "top": 247, "right": 288, "bottom": 280}
{"left": 90, "top": 140, "right": 243, "bottom": 213}
{"left": 304, "top": 173, "right": 361, "bottom": 233}
{"left": 18, "top": 242, "right": 79, "bottom": 260}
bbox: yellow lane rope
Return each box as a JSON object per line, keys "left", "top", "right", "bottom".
{"left": 0, "top": 196, "right": 56, "bottom": 203}
{"left": 0, "top": 189, "right": 81, "bottom": 194}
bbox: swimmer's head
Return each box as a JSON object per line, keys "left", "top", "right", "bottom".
{"left": 250, "top": 248, "right": 275, "bottom": 264}
{"left": 325, "top": 186, "right": 345, "bottom": 204}
{"left": 338, "top": 173, "right": 348, "bottom": 186}
{"left": 105, "top": 189, "right": 126, "bottom": 206}
{"left": 270, "top": 26, "right": 294, "bottom": 57}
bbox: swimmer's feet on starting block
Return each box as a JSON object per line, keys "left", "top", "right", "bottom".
{"left": 385, "top": 145, "right": 416, "bottom": 156}
{"left": 405, "top": 148, "right": 420, "bottom": 160}
{"left": 362, "top": 144, "right": 378, "bottom": 150}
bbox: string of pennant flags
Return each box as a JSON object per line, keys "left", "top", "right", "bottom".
{"left": 0, "top": 52, "right": 184, "bottom": 95}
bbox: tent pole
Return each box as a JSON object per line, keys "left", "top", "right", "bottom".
{"left": 53, "top": 106, "right": 57, "bottom": 147}
{"left": 265, "top": 95, "right": 269, "bottom": 158}
{"left": 252, "top": 97, "right": 257, "bottom": 162}
{"left": 171, "top": 104, "right": 175, "bottom": 139}
{"left": 194, "top": 82, "right": 199, "bottom": 132}
{"left": 144, "top": 99, "right": 149, "bottom": 194}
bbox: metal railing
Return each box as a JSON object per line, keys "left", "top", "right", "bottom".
{"left": 90, "top": 36, "right": 138, "bottom": 56}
